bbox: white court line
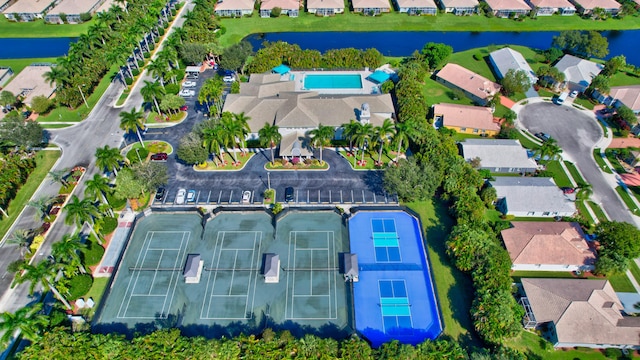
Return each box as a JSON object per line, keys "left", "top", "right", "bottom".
{"left": 118, "top": 231, "right": 154, "bottom": 317}
{"left": 161, "top": 232, "right": 190, "bottom": 317}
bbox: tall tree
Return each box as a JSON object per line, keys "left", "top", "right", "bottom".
{"left": 6, "top": 229, "right": 31, "bottom": 257}
{"left": 535, "top": 138, "right": 563, "bottom": 161}
{"left": 95, "top": 145, "right": 123, "bottom": 175}
{"left": 308, "top": 124, "right": 334, "bottom": 165}
{"left": 374, "top": 119, "right": 395, "bottom": 165}
{"left": 258, "top": 123, "right": 282, "bottom": 165}
{"left": 51, "top": 233, "right": 87, "bottom": 275}
{"left": 342, "top": 120, "right": 360, "bottom": 156}
{"left": 27, "top": 196, "right": 53, "bottom": 221}
{"left": 64, "top": 195, "right": 102, "bottom": 244}
{"left": 11, "top": 260, "right": 72, "bottom": 309}
{"left": 119, "top": 107, "right": 146, "bottom": 147}
{"left": 501, "top": 69, "right": 532, "bottom": 96}
{"left": 0, "top": 303, "right": 47, "bottom": 347}
{"left": 140, "top": 80, "right": 165, "bottom": 114}
{"left": 392, "top": 121, "right": 411, "bottom": 164}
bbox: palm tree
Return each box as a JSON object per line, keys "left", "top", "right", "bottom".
{"left": 201, "top": 123, "right": 224, "bottom": 166}
{"left": 43, "top": 66, "right": 67, "bottom": 89}
{"left": 95, "top": 145, "right": 123, "bottom": 175}
{"left": 51, "top": 233, "right": 87, "bottom": 275}
{"left": 392, "top": 121, "right": 411, "bottom": 164}
{"left": 85, "top": 174, "right": 111, "bottom": 206}
{"left": 232, "top": 112, "right": 251, "bottom": 155}
{"left": 535, "top": 138, "right": 563, "bottom": 161}
{"left": 342, "top": 120, "right": 360, "bottom": 156}
{"left": 64, "top": 195, "right": 102, "bottom": 244}
{"left": 27, "top": 196, "right": 53, "bottom": 221}
{"left": 352, "top": 123, "right": 374, "bottom": 166}
{"left": 259, "top": 123, "right": 282, "bottom": 165}
{"left": 119, "top": 107, "right": 146, "bottom": 147}
{"left": 0, "top": 303, "right": 47, "bottom": 347}
{"left": 140, "top": 80, "right": 165, "bottom": 114}
{"left": 11, "top": 260, "right": 72, "bottom": 310}
{"left": 374, "top": 118, "right": 395, "bottom": 165}
{"left": 48, "top": 168, "right": 70, "bottom": 187}
{"left": 577, "top": 183, "right": 593, "bottom": 201}
{"left": 308, "top": 124, "right": 334, "bottom": 165}
{"left": 147, "top": 58, "right": 168, "bottom": 87}
{"left": 7, "top": 229, "right": 31, "bottom": 257}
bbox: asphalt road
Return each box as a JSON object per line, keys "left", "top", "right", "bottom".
{"left": 518, "top": 101, "right": 636, "bottom": 225}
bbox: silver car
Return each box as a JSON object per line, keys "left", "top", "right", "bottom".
{"left": 175, "top": 188, "right": 186, "bottom": 204}
{"left": 179, "top": 89, "right": 195, "bottom": 97}
{"left": 183, "top": 81, "right": 197, "bottom": 88}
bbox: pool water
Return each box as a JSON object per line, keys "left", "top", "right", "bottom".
{"left": 304, "top": 74, "right": 363, "bottom": 89}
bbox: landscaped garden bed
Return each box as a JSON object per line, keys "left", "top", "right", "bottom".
{"left": 194, "top": 152, "right": 254, "bottom": 170}
{"left": 265, "top": 158, "right": 328, "bottom": 170}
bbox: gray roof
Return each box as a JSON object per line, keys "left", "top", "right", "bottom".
{"left": 279, "top": 131, "right": 313, "bottom": 157}
{"left": 263, "top": 253, "right": 279, "bottom": 277}
{"left": 554, "top": 54, "right": 603, "bottom": 87}
{"left": 342, "top": 253, "right": 359, "bottom": 277}
{"left": 490, "top": 177, "right": 576, "bottom": 214}
{"left": 183, "top": 254, "right": 201, "bottom": 278}
{"left": 489, "top": 47, "right": 537, "bottom": 82}
{"left": 461, "top": 139, "right": 537, "bottom": 170}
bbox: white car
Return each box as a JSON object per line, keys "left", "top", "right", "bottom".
{"left": 223, "top": 75, "right": 235, "bottom": 83}
{"left": 569, "top": 90, "right": 579, "bottom": 98}
{"left": 242, "top": 191, "right": 251, "bottom": 203}
{"left": 182, "top": 81, "right": 197, "bottom": 88}
{"left": 179, "top": 89, "right": 195, "bottom": 97}
{"left": 175, "top": 189, "right": 186, "bottom": 204}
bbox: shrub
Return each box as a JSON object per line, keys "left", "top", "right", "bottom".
{"left": 66, "top": 274, "right": 93, "bottom": 301}
{"left": 144, "top": 52, "right": 151, "bottom": 59}
{"left": 59, "top": 13, "right": 67, "bottom": 23}
{"left": 106, "top": 191, "right": 127, "bottom": 211}
{"left": 264, "top": 189, "right": 275, "bottom": 199}
{"left": 126, "top": 146, "right": 149, "bottom": 163}
{"left": 473, "top": 53, "right": 483, "bottom": 61}
{"left": 165, "top": 83, "right": 180, "bottom": 95}
{"left": 272, "top": 202, "right": 283, "bottom": 214}
{"left": 604, "top": 348, "right": 622, "bottom": 359}
{"left": 83, "top": 241, "right": 105, "bottom": 266}
{"left": 270, "top": 7, "right": 282, "bottom": 17}
{"left": 171, "top": 9, "right": 177, "bottom": 15}
{"left": 158, "top": 28, "right": 165, "bottom": 36}
{"left": 31, "top": 95, "right": 53, "bottom": 114}
{"left": 175, "top": 71, "right": 185, "bottom": 82}
{"left": 79, "top": 12, "right": 92, "bottom": 22}
{"left": 101, "top": 216, "right": 118, "bottom": 235}
{"left": 125, "top": 78, "right": 133, "bottom": 86}
{"left": 132, "top": 69, "right": 140, "bottom": 77}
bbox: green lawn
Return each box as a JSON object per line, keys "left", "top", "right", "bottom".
{"left": 0, "top": 58, "right": 57, "bottom": 77}
{"left": 609, "top": 70, "right": 640, "bottom": 87}
{"left": 576, "top": 200, "right": 597, "bottom": 227}
{"left": 609, "top": 272, "right": 636, "bottom": 292}
{"left": 516, "top": 131, "right": 541, "bottom": 149}
{"left": 592, "top": 148, "right": 613, "bottom": 174}
{"left": 629, "top": 261, "right": 640, "bottom": 286}
{"left": 0, "top": 150, "right": 60, "bottom": 240}
{"left": 587, "top": 201, "right": 609, "bottom": 223}
{"left": 405, "top": 200, "right": 481, "bottom": 349}
{"left": 542, "top": 160, "right": 572, "bottom": 188}
{"left": 505, "top": 330, "right": 621, "bottom": 360}
{"left": 605, "top": 149, "right": 629, "bottom": 173}
{"left": 339, "top": 150, "right": 396, "bottom": 169}
{"left": 564, "top": 161, "right": 586, "bottom": 185}
{"left": 83, "top": 277, "right": 109, "bottom": 319}
{"left": 0, "top": 16, "right": 92, "bottom": 38}
{"left": 615, "top": 186, "right": 640, "bottom": 216}
{"left": 219, "top": 12, "right": 640, "bottom": 47}
{"left": 423, "top": 77, "right": 474, "bottom": 108}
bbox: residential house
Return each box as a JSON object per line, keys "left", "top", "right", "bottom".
{"left": 278, "top": 131, "right": 313, "bottom": 160}
{"left": 44, "top": 0, "right": 107, "bottom": 23}
{"left": 214, "top": 0, "right": 255, "bottom": 16}
{"left": 490, "top": 177, "right": 576, "bottom": 217}
{"left": 0, "top": 0, "right": 12, "bottom": 12}
{"left": 501, "top": 222, "right": 595, "bottom": 271}
{"left": 460, "top": 139, "right": 538, "bottom": 173}
{"left": 222, "top": 73, "right": 395, "bottom": 141}
{"left": 433, "top": 103, "right": 500, "bottom": 136}
{"left": 395, "top": 0, "right": 438, "bottom": 14}
{"left": 483, "top": 0, "right": 531, "bottom": 17}
{"left": 2, "top": 64, "right": 55, "bottom": 107}
{"left": 437, "top": 0, "right": 478, "bottom": 14}
{"left": 3, "top": 0, "right": 56, "bottom": 21}
{"left": 352, "top": 0, "right": 392, "bottom": 15}
{"left": 520, "top": 278, "right": 640, "bottom": 349}
{"left": 307, "top": 0, "right": 345, "bottom": 15}
{"left": 554, "top": 54, "right": 603, "bottom": 93}
{"left": 570, "top": 0, "right": 620, "bottom": 15}
{"left": 598, "top": 86, "right": 640, "bottom": 115}
{"left": 489, "top": 47, "right": 537, "bottom": 84}
{"left": 260, "top": 0, "right": 299, "bottom": 17}
{"left": 526, "top": 0, "right": 576, "bottom": 14}
{"left": 0, "top": 67, "right": 13, "bottom": 87}
{"left": 435, "top": 63, "right": 501, "bottom": 105}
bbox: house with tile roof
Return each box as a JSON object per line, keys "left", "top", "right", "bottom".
{"left": 352, "top": 0, "right": 392, "bottom": 14}
{"left": 570, "top": 0, "right": 620, "bottom": 14}
{"left": 395, "top": 0, "right": 438, "bottom": 14}
{"left": 483, "top": 0, "right": 532, "bottom": 17}
{"left": 44, "top": 0, "right": 107, "bottom": 23}
{"left": 0, "top": 67, "right": 13, "bottom": 87}
{"left": 214, "top": 0, "right": 255, "bottom": 16}
{"left": 489, "top": 47, "right": 538, "bottom": 84}
{"left": 490, "top": 177, "right": 576, "bottom": 217}
{"left": 435, "top": 63, "right": 501, "bottom": 105}
{"left": 433, "top": 103, "right": 500, "bottom": 136}
{"left": 3, "top": 0, "right": 55, "bottom": 21}
{"left": 501, "top": 222, "right": 595, "bottom": 271}
{"left": 554, "top": 54, "right": 604, "bottom": 93}
{"left": 520, "top": 278, "right": 640, "bottom": 349}
{"left": 526, "top": 0, "right": 576, "bottom": 14}
{"left": 3, "top": 64, "right": 55, "bottom": 107}
{"left": 307, "top": 0, "right": 345, "bottom": 15}
{"left": 260, "top": 0, "right": 300, "bottom": 17}
{"left": 437, "top": 0, "right": 478, "bottom": 14}
{"left": 460, "top": 139, "right": 537, "bottom": 173}
{"left": 600, "top": 86, "right": 640, "bottom": 115}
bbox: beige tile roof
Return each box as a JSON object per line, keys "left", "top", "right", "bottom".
{"left": 610, "top": 85, "right": 640, "bottom": 112}
{"left": 434, "top": 103, "right": 499, "bottom": 132}
{"left": 214, "top": 0, "right": 255, "bottom": 11}
{"left": 484, "top": 0, "right": 532, "bottom": 10}
{"left": 439, "top": 0, "right": 479, "bottom": 7}
{"left": 3, "top": 65, "right": 55, "bottom": 106}
{"left": 47, "top": 0, "right": 103, "bottom": 15}
{"left": 522, "top": 278, "right": 640, "bottom": 347}
{"left": 571, "top": 0, "right": 620, "bottom": 9}
{"left": 501, "top": 222, "right": 595, "bottom": 267}
{"left": 3, "top": 0, "right": 54, "bottom": 14}
{"left": 261, "top": 0, "right": 299, "bottom": 10}
{"left": 528, "top": 0, "right": 574, "bottom": 7}
{"left": 436, "top": 63, "right": 501, "bottom": 102}
{"left": 307, "top": 0, "right": 345, "bottom": 9}
{"left": 279, "top": 131, "right": 313, "bottom": 157}
{"left": 396, "top": 0, "right": 437, "bottom": 8}
{"left": 352, "top": 0, "right": 391, "bottom": 9}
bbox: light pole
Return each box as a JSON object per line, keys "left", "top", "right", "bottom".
{"left": 135, "top": 148, "right": 142, "bottom": 163}
{"left": 267, "top": 172, "right": 271, "bottom": 190}
{"left": 77, "top": 84, "right": 88, "bottom": 108}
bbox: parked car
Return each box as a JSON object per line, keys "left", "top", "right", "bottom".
{"left": 187, "top": 190, "right": 196, "bottom": 203}
{"left": 535, "top": 132, "right": 551, "bottom": 142}
{"left": 180, "top": 105, "right": 188, "bottom": 111}
{"left": 223, "top": 75, "right": 235, "bottom": 83}
{"left": 285, "top": 187, "right": 294, "bottom": 202}
{"left": 155, "top": 187, "right": 166, "bottom": 201}
{"left": 176, "top": 189, "right": 186, "bottom": 204}
{"left": 179, "top": 89, "right": 196, "bottom": 97}
{"left": 242, "top": 191, "right": 251, "bottom": 203}
{"left": 182, "top": 81, "right": 197, "bottom": 88}
{"left": 569, "top": 90, "right": 579, "bottom": 98}
{"left": 150, "top": 152, "right": 168, "bottom": 161}
{"left": 555, "top": 91, "right": 568, "bottom": 105}
{"left": 561, "top": 187, "right": 575, "bottom": 194}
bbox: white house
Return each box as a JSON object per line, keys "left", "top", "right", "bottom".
{"left": 490, "top": 177, "right": 576, "bottom": 217}
{"left": 461, "top": 139, "right": 538, "bottom": 173}
{"left": 554, "top": 54, "right": 604, "bottom": 92}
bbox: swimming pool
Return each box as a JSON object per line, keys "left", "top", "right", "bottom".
{"left": 304, "top": 74, "right": 363, "bottom": 89}
{"left": 349, "top": 210, "right": 443, "bottom": 347}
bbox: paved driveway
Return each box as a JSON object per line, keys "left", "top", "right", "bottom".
{"left": 518, "top": 102, "right": 636, "bottom": 225}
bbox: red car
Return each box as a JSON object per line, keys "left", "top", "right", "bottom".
{"left": 561, "top": 187, "right": 575, "bottom": 194}
{"left": 150, "top": 153, "right": 168, "bottom": 161}
{"left": 180, "top": 105, "right": 188, "bottom": 111}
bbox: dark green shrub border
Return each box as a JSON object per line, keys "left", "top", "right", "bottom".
{"left": 67, "top": 274, "right": 93, "bottom": 301}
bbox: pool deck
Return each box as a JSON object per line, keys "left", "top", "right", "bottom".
{"left": 287, "top": 70, "right": 381, "bottom": 95}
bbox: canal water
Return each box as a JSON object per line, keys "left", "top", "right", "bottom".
{"left": 0, "top": 37, "right": 77, "bottom": 59}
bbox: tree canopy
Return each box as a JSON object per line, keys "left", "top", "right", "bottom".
{"left": 501, "top": 69, "right": 532, "bottom": 96}
{"left": 595, "top": 221, "right": 640, "bottom": 275}
{"left": 551, "top": 30, "right": 609, "bottom": 59}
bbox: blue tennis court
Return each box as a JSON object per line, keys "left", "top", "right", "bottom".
{"left": 349, "top": 211, "right": 442, "bottom": 347}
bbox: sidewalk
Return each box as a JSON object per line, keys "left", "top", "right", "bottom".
{"left": 94, "top": 209, "right": 136, "bottom": 277}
